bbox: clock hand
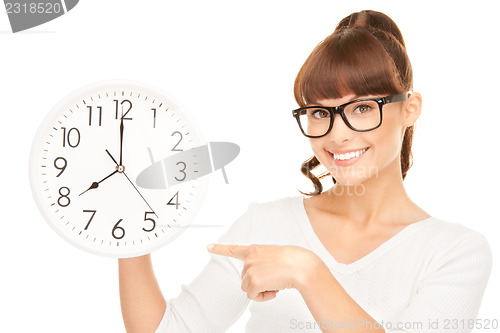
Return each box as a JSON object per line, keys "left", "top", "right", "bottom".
{"left": 106, "top": 149, "right": 119, "bottom": 165}
{"left": 122, "top": 171, "right": 159, "bottom": 218}
{"left": 105, "top": 149, "right": 158, "bottom": 218}
{"left": 119, "top": 115, "right": 124, "bottom": 165}
{"left": 79, "top": 169, "right": 119, "bottom": 196}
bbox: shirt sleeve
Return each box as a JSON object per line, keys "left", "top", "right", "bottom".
{"left": 154, "top": 202, "right": 256, "bottom": 333}
{"left": 386, "top": 231, "right": 493, "bottom": 333}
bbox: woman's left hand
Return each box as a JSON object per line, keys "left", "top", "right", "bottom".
{"left": 207, "top": 243, "right": 323, "bottom": 302}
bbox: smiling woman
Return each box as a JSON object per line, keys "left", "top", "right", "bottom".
{"left": 118, "top": 9, "right": 493, "bottom": 333}
{"left": 294, "top": 11, "right": 415, "bottom": 194}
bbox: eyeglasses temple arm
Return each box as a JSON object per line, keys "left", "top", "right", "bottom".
{"left": 386, "top": 91, "right": 411, "bottom": 103}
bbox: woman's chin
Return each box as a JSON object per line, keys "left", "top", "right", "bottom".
{"left": 334, "top": 177, "right": 365, "bottom": 186}
{"left": 327, "top": 163, "right": 380, "bottom": 186}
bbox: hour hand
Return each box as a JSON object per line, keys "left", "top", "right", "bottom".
{"left": 79, "top": 169, "right": 119, "bottom": 196}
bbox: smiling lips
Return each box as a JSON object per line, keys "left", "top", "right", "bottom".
{"left": 329, "top": 147, "right": 369, "bottom": 161}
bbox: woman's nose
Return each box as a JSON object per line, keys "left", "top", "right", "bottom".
{"left": 326, "top": 113, "right": 354, "bottom": 142}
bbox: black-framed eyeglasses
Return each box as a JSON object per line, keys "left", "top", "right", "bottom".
{"left": 292, "top": 92, "right": 410, "bottom": 138}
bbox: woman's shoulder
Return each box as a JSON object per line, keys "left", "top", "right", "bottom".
{"left": 422, "top": 216, "right": 489, "bottom": 245}
{"left": 217, "top": 196, "right": 300, "bottom": 242}
{"left": 247, "top": 196, "right": 304, "bottom": 224}
{"left": 417, "top": 217, "right": 492, "bottom": 269}
{"left": 248, "top": 195, "right": 299, "bottom": 212}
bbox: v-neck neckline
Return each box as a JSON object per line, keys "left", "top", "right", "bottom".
{"left": 291, "top": 195, "right": 437, "bottom": 274}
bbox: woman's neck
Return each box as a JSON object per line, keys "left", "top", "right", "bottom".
{"left": 321, "top": 157, "right": 421, "bottom": 228}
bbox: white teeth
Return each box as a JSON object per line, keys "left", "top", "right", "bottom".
{"left": 332, "top": 148, "right": 367, "bottom": 160}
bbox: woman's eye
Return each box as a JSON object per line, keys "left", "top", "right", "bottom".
{"left": 312, "top": 109, "right": 329, "bottom": 119}
{"left": 354, "top": 104, "right": 372, "bottom": 114}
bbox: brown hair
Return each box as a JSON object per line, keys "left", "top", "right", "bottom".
{"left": 295, "top": 10, "right": 414, "bottom": 196}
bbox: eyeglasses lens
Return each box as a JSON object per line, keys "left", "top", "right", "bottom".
{"left": 297, "top": 100, "right": 381, "bottom": 136}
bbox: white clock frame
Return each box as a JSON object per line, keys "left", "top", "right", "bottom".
{"left": 29, "top": 80, "right": 210, "bottom": 258}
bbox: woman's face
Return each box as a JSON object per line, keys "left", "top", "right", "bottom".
{"left": 308, "top": 93, "right": 420, "bottom": 187}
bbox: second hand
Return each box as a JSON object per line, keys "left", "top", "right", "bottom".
{"left": 105, "top": 149, "right": 158, "bottom": 218}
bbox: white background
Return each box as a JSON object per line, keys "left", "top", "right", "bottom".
{"left": 1, "top": 1, "right": 498, "bottom": 332}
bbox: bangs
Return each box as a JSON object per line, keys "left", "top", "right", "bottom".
{"left": 294, "top": 27, "right": 405, "bottom": 107}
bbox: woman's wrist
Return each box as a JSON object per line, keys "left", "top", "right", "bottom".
{"left": 294, "top": 251, "right": 329, "bottom": 294}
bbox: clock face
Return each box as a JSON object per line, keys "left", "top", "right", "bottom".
{"left": 29, "top": 80, "right": 209, "bottom": 258}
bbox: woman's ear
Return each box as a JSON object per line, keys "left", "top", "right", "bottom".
{"left": 402, "top": 92, "right": 422, "bottom": 127}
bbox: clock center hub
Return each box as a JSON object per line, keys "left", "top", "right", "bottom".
{"left": 116, "top": 165, "right": 125, "bottom": 173}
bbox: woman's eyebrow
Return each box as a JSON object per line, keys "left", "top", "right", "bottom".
{"left": 350, "top": 94, "right": 369, "bottom": 100}
{"left": 310, "top": 95, "right": 362, "bottom": 107}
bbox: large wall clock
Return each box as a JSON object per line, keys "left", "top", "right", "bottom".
{"left": 29, "top": 80, "right": 209, "bottom": 258}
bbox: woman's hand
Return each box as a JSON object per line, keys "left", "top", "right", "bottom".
{"left": 207, "top": 243, "right": 324, "bottom": 302}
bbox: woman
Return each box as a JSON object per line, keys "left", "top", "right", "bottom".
{"left": 119, "top": 10, "right": 492, "bottom": 333}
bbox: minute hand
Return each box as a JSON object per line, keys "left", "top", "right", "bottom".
{"left": 119, "top": 116, "right": 124, "bottom": 165}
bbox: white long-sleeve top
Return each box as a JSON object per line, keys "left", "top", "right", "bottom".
{"left": 155, "top": 195, "right": 493, "bottom": 333}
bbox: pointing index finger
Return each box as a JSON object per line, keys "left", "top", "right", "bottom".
{"left": 207, "top": 243, "right": 249, "bottom": 260}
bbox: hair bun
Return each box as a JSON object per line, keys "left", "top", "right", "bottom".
{"left": 335, "top": 10, "right": 406, "bottom": 48}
